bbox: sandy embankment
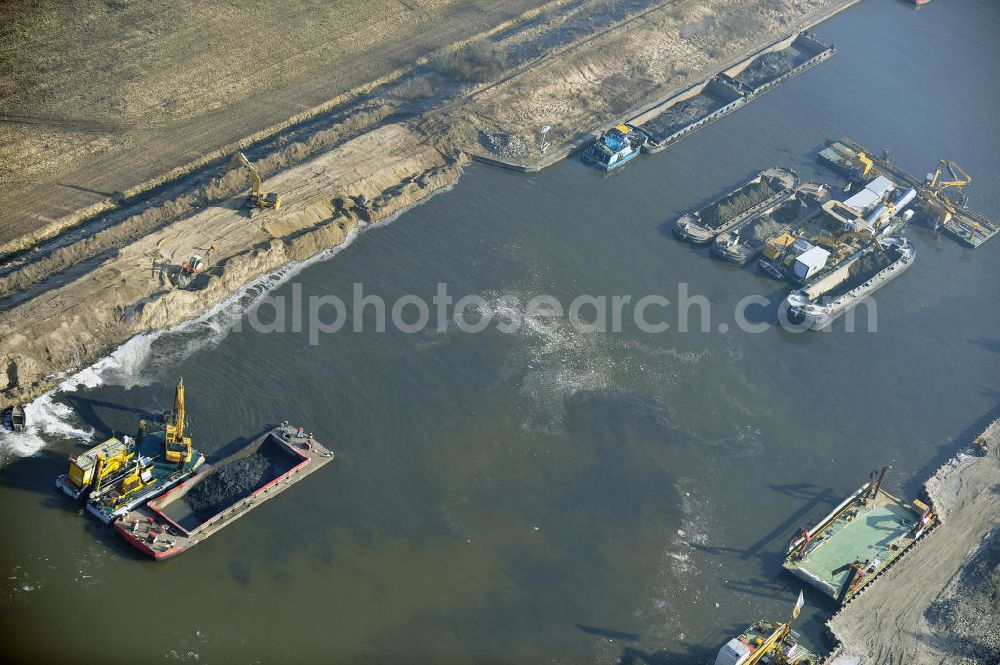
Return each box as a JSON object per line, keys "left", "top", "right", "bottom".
{"left": 0, "top": 124, "right": 462, "bottom": 402}
{"left": 0, "top": 0, "right": 858, "bottom": 406}
{"left": 827, "top": 419, "right": 1000, "bottom": 665}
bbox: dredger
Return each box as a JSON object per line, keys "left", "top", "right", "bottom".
{"left": 56, "top": 378, "right": 206, "bottom": 524}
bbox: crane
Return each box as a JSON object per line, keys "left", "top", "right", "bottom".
{"left": 920, "top": 159, "right": 972, "bottom": 231}
{"left": 927, "top": 159, "right": 971, "bottom": 195}
{"left": 227, "top": 151, "right": 282, "bottom": 211}
{"left": 713, "top": 622, "right": 802, "bottom": 665}
{"left": 164, "top": 378, "right": 193, "bottom": 464}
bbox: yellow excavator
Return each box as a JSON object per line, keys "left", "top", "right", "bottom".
{"left": 227, "top": 151, "right": 282, "bottom": 211}
{"left": 164, "top": 377, "right": 193, "bottom": 464}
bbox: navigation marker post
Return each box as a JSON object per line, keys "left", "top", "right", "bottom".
{"left": 539, "top": 125, "right": 551, "bottom": 155}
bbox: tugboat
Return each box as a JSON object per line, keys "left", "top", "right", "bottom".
{"left": 77, "top": 378, "right": 206, "bottom": 524}
{"left": 583, "top": 123, "right": 644, "bottom": 171}
{"left": 2, "top": 404, "right": 26, "bottom": 432}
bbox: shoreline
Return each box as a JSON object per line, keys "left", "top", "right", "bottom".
{"left": 0, "top": 0, "right": 862, "bottom": 410}
{"left": 472, "top": 0, "right": 860, "bottom": 172}
{"left": 823, "top": 417, "right": 1000, "bottom": 663}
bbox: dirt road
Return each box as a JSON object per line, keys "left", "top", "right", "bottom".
{"left": 828, "top": 419, "right": 1000, "bottom": 665}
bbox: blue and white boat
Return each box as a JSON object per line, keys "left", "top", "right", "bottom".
{"left": 583, "top": 123, "right": 643, "bottom": 171}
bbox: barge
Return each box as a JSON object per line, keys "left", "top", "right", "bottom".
{"left": 636, "top": 32, "right": 836, "bottom": 155}
{"left": 757, "top": 179, "right": 913, "bottom": 282}
{"left": 674, "top": 167, "right": 798, "bottom": 244}
{"left": 712, "top": 620, "right": 817, "bottom": 665}
{"left": 712, "top": 182, "right": 830, "bottom": 264}
{"left": 582, "top": 123, "right": 644, "bottom": 171}
{"left": 783, "top": 467, "right": 935, "bottom": 604}
{"left": 785, "top": 236, "right": 914, "bottom": 330}
{"left": 115, "top": 424, "right": 333, "bottom": 559}
{"left": 818, "top": 138, "right": 999, "bottom": 248}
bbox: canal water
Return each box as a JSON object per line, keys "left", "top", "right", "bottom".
{"left": 2, "top": 1, "right": 998, "bottom": 662}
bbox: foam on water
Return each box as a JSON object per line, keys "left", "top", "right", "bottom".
{"left": 0, "top": 174, "right": 464, "bottom": 463}
{"left": 477, "top": 290, "right": 618, "bottom": 433}
{"left": 0, "top": 393, "right": 95, "bottom": 461}
{"left": 0, "top": 227, "right": 361, "bottom": 463}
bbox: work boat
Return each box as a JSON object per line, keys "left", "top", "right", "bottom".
{"left": 712, "top": 620, "right": 817, "bottom": 665}
{"left": 55, "top": 378, "right": 206, "bottom": 525}
{"left": 2, "top": 404, "right": 26, "bottom": 432}
{"left": 785, "top": 236, "right": 914, "bottom": 330}
{"left": 583, "top": 124, "right": 644, "bottom": 171}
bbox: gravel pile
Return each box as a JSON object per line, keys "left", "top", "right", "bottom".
{"left": 644, "top": 94, "right": 719, "bottom": 139}
{"left": 701, "top": 180, "right": 776, "bottom": 229}
{"left": 926, "top": 527, "right": 1000, "bottom": 664}
{"left": 478, "top": 129, "right": 530, "bottom": 158}
{"left": 748, "top": 215, "right": 786, "bottom": 242}
{"left": 183, "top": 452, "right": 273, "bottom": 522}
{"left": 736, "top": 49, "right": 802, "bottom": 88}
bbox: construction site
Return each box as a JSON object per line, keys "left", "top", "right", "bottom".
{"left": 0, "top": 0, "right": 865, "bottom": 408}
{"left": 1, "top": 0, "right": 998, "bottom": 663}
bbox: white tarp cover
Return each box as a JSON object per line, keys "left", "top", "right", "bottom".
{"left": 794, "top": 246, "right": 831, "bottom": 279}
{"left": 844, "top": 175, "right": 895, "bottom": 213}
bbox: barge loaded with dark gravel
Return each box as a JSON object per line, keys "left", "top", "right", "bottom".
{"left": 712, "top": 182, "right": 831, "bottom": 264}
{"left": 674, "top": 167, "right": 798, "bottom": 244}
{"left": 633, "top": 31, "right": 836, "bottom": 154}
{"left": 115, "top": 424, "right": 334, "bottom": 559}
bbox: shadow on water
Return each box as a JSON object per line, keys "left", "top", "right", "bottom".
{"left": 62, "top": 394, "right": 162, "bottom": 439}
{"left": 968, "top": 337, "right": 1000, "bottom": 356}
{"left": 613, "top": 623, "right": 743, "bottom": 665}
{"left": 907, "top": 401, "right": 1000, "bottom": 497}
{"left": 576, "top": 624, "right": 641, "bottom": 641}
{"left": 0, "top": 450, "right": 67, "bottom": 498}
{"left": 690, "top": 483, "right": 838, "bottom": 566}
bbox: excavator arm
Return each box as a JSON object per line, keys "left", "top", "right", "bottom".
{"left": 225, "top": 152, "right": 281, "bottom": 211}
{"left": 164, "top": 377, "right": 193, "bottom": 464}
{"left": 237, "top": 152, "right": 263, "bottom": 197}
{"left": 744, "top": 624, "right": 791, "bottom": 665}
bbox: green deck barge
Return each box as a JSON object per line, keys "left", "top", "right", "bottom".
{"left": 783, "top": 469, "right": 935, "bottom": 603}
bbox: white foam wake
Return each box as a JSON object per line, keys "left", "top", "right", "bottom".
{"left": 0, "top": 226, "right": 362, "bottom": 462}
{"left": 0, "top": 171, "right": 463, "bottom": 462}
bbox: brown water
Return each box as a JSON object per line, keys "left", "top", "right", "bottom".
{"left": 1, "top": 1, "right": 999, "bottom": 663}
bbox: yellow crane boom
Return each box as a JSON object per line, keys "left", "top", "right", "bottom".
{"left": 927, "top": 159, "right": 971, "bottom": 195}
{"left": 164, "top": 377, "right": 193, "bottom": 463}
